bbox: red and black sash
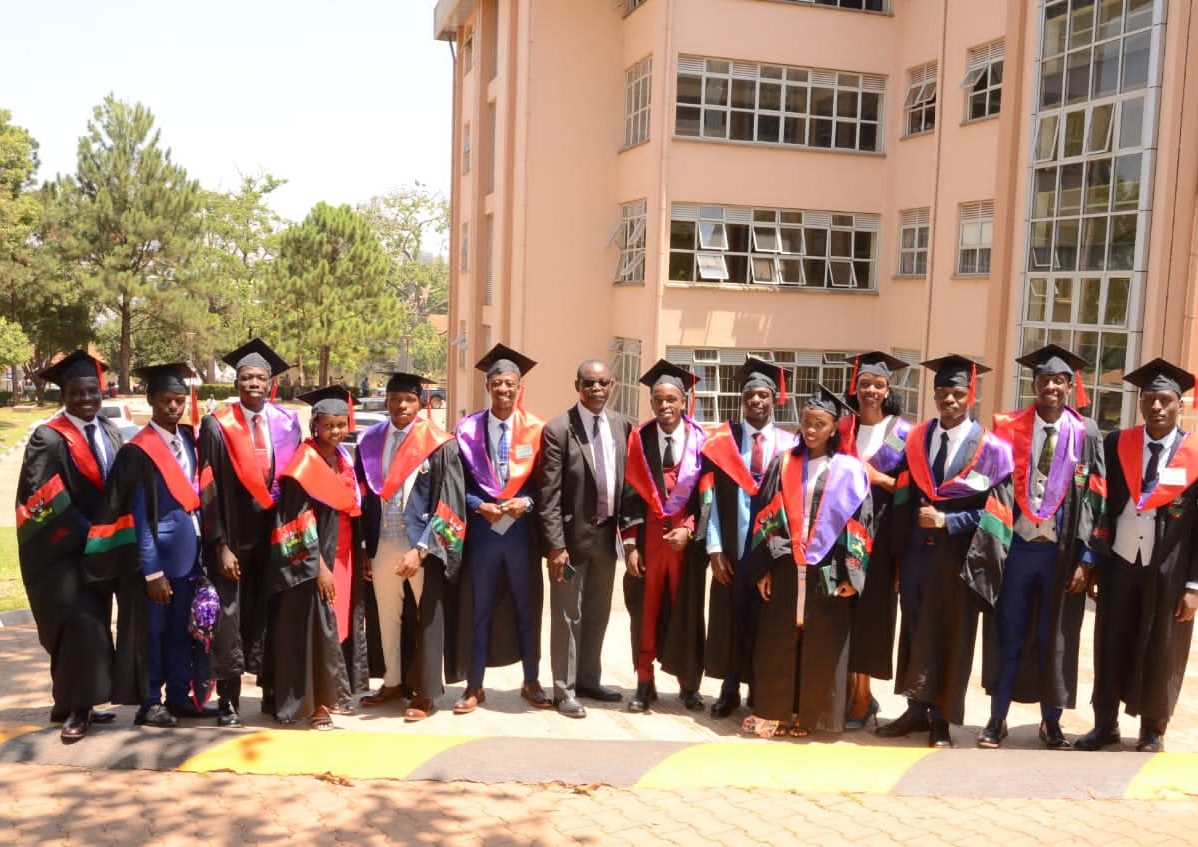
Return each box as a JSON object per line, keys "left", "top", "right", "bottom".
{"left": 282, "top": 441, "right": 362, "bottom": 516}
{"left": 212, "top": 405, "right": 275, "bottom": 509}
{"left": 1117, "top": 426, "right": 1198, "bottom": 512}
{"left": 380, "top": 419, "right": 452, "bottom": 501}
{"left": 46, "top": 415, "right": 104, "bottom": 490}
{"left": 905, "top": 421, "right": 982, "bottom": 502}
{"left": 130, "top": 427, "right": 201, "bottom": 512}
{"left": 700, "top": 422, "right": 760, "bottom": 496}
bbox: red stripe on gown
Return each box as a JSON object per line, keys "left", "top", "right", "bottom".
{"left": 332, "top": 512, "right": 353, "bottom": 644}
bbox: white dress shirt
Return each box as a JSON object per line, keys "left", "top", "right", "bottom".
{"left": 929, "top": 417, "right": 973, "bottom": 478}
{"left": 1113, "top": 426, "right": 1179, "bottom": 568}
{"left": 656, "top": 422, "right": 687, "bottom": 466}
{"left": 239, "top": 402, "right": 273, "bottom": 462}
{"left": 577, "top": 402, "right": 617, "bottom": 518}
{"left": 63, "top": 411, "right": 110, "bottom": 469}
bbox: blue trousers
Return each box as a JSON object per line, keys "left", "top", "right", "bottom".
{"left": 991, "top": 539, "right": 1061, "bottom": 724}
{"left": 898, "top": 545, "right": 944, "bottom": 723}
{"left": 144, "top": 576, "right": 196, "bottom": 709}
{"left": 468, "top": 518, "right": 538, "bottom": 687}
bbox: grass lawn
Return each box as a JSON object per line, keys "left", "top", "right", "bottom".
{"left": 0, "top": 404, "right": 56, "bottom": 451}
{"left": 0, "top": 527, "right": 27, "bottom": 612}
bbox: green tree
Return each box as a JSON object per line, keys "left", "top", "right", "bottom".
{"left": 275, "top": 202, "right": 399, "bottom": 385}
{"left": 0, "top": 316, "right": 29, "bottom": 368}
{"left": 46, "top": 96, "right": 202, "bottom": 391}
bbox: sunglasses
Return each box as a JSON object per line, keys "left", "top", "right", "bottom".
{"left": 580, "top": 378, "right": 613, "bottom": 388}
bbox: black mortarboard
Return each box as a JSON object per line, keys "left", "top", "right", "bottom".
{"left": 221, "top": 338, "right": 291, "bottom": 377}
{"left": 475, "top": 343, "right": 536, "bottom": 378}
{"left": 134, "top": 362, "right": 198, "bottom": 395}
{"left": 639, "top": 359, "right": 698, "bottom": 393}
{"left": 1015, "top": 344, "right": 1089, "bottom": 378}
{"left": 847, "top": 351, "right": 909, "bottom": 382}
{"left": 803, "top": 383, "right": 851, "bottom": 418}
{"left": 298, "top": 385, "right": 355, "bottom": 418}
{"left": 384, "top": 371, "right": 434, "bottom": 395}
{"left": 39, "top": 351, "right": 109, "bottom": 389}
{"left": 735, "top": 356, "right": 787, "bottom": 401}
{"left": 921, "top": 354, "right": 990, "bottom": 408}
{"left": 1123, "top": 358, "right": 1196, "bottom": 396}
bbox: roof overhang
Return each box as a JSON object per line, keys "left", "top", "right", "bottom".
{"left": 433, "top": 0, "right": 476, "bottom": 41}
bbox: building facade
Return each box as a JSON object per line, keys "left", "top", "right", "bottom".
{"left": 434, "top": 0, "right": 1198, "bottom": 429}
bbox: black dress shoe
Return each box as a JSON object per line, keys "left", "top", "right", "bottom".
{"left": 929, "top": 719, "right": 954, "bottom": 748}
{"left": 60, "top": 710, "right": 91, "bottom": 743}
{"left": 217, "top": 698, "right": 244, "bottom": 728}
{"left": 51, "top": 707, "right": 117, "bottom": 724}
{"left": 1136, "top": 731, "right": 1165, "bottom": 753}
{"left": 876, "top": 708, "right": 931, "bottom": 738}
{"left": 977, "top": 718, "right": 1008, "bottom": 749}
{"left": 576, "top": 685, "right": 623, "bottom": 703}
{"left": 555, "top": 696, "right": 586, "bottom": 719}
{"left": 90, "top": 709, "right": 117, "bottom": 724}
{"left": 1039, "top": 720, "right": 1071, "bottom": 750}
{"left": 679, "top": 689, "right": 704, "bottom": 711}
{"left": 1074, "top": 724, "right": 1121, "bottom": 751}
{"left": 710, "top": 691, "right": 742, "bottom": 719}
{"left": 134, "top": 704, "right": 179, "bottom": 728}
{"left": 167, "top": 701, "right": 219, "bottom": 719}
{"left": 628, "top": 682, "right": 654, "bottom": 713}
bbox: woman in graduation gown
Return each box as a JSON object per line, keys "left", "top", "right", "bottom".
{"left": 268, "top": 387, "right": 362, "bottom": 729}
{"left": 837, "top": 352, "right": 912, "bottom": 728}
{"left": 746, "top": 387, "right": 873, "bottom": 737}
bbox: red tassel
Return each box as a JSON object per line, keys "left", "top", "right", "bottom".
{"left": 190, "top": 383, "right": 199, "bottom": 428}
{"left": 95, "top": 361, "right": 107, "bottom": 393}
{"left": 347, "top": 390, "right": 356, "bottom": 432}
{"left": 850, "top": 356, "right": 861, "bottom": 395}
{"left": 967, "top": 362, "right": 977, "bottom": 409}
{"left": 778, "top": 368, "right": 788, "bottom": 406}
{"left": 269, "top": 379, "right": 278, "bottom": 402}
{"left": 1074, "top": 369, "right": 1089, "bottom": 408}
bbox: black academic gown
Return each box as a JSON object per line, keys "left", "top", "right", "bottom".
{"left": 1090, "top": 428, "right": 1198, "bottom": 721}
{"left": 749, "top": 451, "right": 874, "bottom": 731}
{"left": 16, "top": 416, "right": 122, "bottom": 712}
{"left": 981, "top": 412, "right": 1104, "bottom": 710}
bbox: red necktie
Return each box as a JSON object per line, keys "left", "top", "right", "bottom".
{"left": 251, "top": 413, "right": 272, "bottom": 485}
{"left": 750, "top": 432, "right": 765, "bottom": 481}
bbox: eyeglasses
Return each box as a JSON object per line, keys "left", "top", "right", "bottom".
{"left": 580, "top": 378, "right": 613, "bottom": 388}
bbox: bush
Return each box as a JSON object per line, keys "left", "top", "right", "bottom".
{"left": 0, "top": 391, "right": 11, "bottom": 407}
{"left": 196, "top": 383, "right": 239, "bottom": 401}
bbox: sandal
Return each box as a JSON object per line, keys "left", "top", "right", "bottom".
{"left": 311, "top": 707, "right": 335, "bottom": 731}
{"left": 740, "top": 715, "right": 782, "bottom": 738}
{"left": 788, "top": 725, "right": 810, "bottom": 737}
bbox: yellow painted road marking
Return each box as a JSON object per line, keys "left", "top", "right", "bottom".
{"left": 1124, "top": 754, "right": 1198, "bottom": 799}
{"left": 179, "top": 730, "right": 477, "bottom": 780}
{"left": 0, "top": 722, "right": 42, "bottom": 744}
{"left": 636, "top": 743, "right": 934, "bottom": 793}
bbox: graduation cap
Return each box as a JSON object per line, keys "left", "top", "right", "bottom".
{"left": 383, "top": 371, "right": 434, "bottom": 396}
{"left": 1123, "top": 357, "right": 1196, "bottom": 396}
{"left": 846, "top": 351, "right": 909, "bottom": 386}
{"left": 735, "top": 356, "right": 787, "bottom": 403}
{"left": 133, "top": 362, "right": 198, "bottom": 396}
{"left": 475, "top": 343, "right": 537, "bottom": 378}
{"left": 39, "top": 351, "right": 109, "bottom": 391}
{"left": 1015, "top": 343, "right": 1091, "bottom": 407}
{"left": 921, "top": 354, "right": 991, "bottom": 408}
{"left": 221, "top": 338, "right": 291, "bottom": 377}
{"left": 639, "top": 359, "right": 699, "bottom": 393}
{"left": 803, "top": 383, "right": 851, "bottom": 419}
{"left": 298, "top": 385, "right": 357, "bottom": 430}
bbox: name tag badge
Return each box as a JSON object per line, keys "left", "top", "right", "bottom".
{"left": 1159, "top": 467, "right": 1187, "bottom": 487}
{"left": 514, "top": 444, "right": 533, "bottom": 460}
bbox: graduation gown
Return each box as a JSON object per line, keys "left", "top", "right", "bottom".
{"left": 16, "top": 415, "right": 122, "bottom": 711}
{"left": 982, "top": 406, "right": 1105, "bottom": 709}
{"left": 198, "top": 402, "right": 302, "bottom": 679}
{"left": 1089, "top": 426, "right": 1198, "bottom": 720}
{"left": 839, "top": 413, "right": 911, "bottom": 680}
{"left": 84, "top": 425, "right": 203, "bottom": 706}
{"left": 698, "top": 421, "right": 797, "bottom": 682}
{"left": 268, "top": 441, "right": 362, "bottom": 720}
{"left": 357, "top": 417, "right": 468, "bottom": 697}
{"left": 621, "top": 418, "right": 707, "bottom": 691}
{"left": 749, "top": 446, "right": 873, "bottom": 730}
{"left": 891, "top": 419, "right": 1014, "bottom": 725}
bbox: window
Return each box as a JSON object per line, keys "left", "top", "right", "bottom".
{"left": 957, "top": 201, "right": 994, "bottom": 275}
{"left": 668, "top": 203, "right": 880, "bottom": 290}
{"left": 462, "top": 123, "right": 471, "bottom": 174}
{"left": 484, "top": 216, "right": 494, "bottom": 305}
{"left": 460, "top": 222, "right": 469, "bottom": 273}
{"left": 624, "top": 0, "right": 647, "bottom": 14}
{"left": 624, "top": 57, "right": 652, "bottom": 148}
{"left": 963, "top": 41, "right": 1004, "bottom": 121}
{"left": 1022, "top": 0, "right": 1161, "bottom": 430}
{"left": 773, "top": 0, "right": 887, "bottom": 10}
{"left": 898, "top": 209, "right": 930, "bottom": 276}
{"left": 888, "top": 349, "right": 922, "bottom": 415}
{"left": 905, "top": 62, "right": 938, "bottom": 136}
{"left": 609, "top": 338, "right": 642, "bottom": 419}
{"left": 614, "top": 200, "right": 647, "bottom": 283}
{"left": 666, "top": 348, "right": 853, "bottom": 425}
{"left": 486, "top": 104, "right": 497, "bottom": 194}
{"left": 675, "top": 56, "right": 884, "bottom": 153}
{"left": 462, "top": 32, "right": 473, "bottom": 73}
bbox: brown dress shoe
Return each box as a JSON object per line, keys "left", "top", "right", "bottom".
{"left": 61, "top": 710, "right": 90, "bottom": 743}
{"left": 404, "top": 696, "right": 436, "bottom": 722}
{"left": 521, "top": 681, "right": 553, "bottom": 709}
{"left": 453, "top": 686, "right": 485, "bottom": 714}
{"left": 361, "top": 685, "right": 405, "bottom": 707}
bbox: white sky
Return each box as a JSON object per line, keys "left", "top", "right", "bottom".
{"left": 3, "top": 0, "right": 453, "bottom": 223}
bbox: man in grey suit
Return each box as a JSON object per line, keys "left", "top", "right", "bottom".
{"left": 538, "top": 360, "right": 634, "bottom": 717}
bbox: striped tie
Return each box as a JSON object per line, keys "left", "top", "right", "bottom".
{"left": 497, "top": 421, "right": 509, "bottom": 485}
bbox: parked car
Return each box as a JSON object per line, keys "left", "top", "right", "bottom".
{"left": 98, "top": 401, "right": 139, "bottom": 440}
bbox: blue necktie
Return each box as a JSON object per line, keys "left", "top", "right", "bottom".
{"left": 497, "top": 421, "right": 509, "bottom": 485}
{"left": 84, "top": 423, "right": 108, "bottom": 479}
{"left": 1143, "top": 442, "right": 1164, "bottom": 495}
{"left": 593, "top": 415, "right": 609, "bottom": 521}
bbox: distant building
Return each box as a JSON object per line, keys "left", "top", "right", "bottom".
{"left": 434, "top": 0, "right": 1197, "bottom": 429}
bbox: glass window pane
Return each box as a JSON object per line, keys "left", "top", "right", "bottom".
{"left": 1063, "top": 109, "right": 1086, "bottom": 157}
{"left": 1104, "top": 277, "right": 1130, "bottom": 325}
{"left": 830, "top": 230, "right": 852, "bottom": 257}
{"left": 834, "top": 121, "right": 857, "bottom": 149}
{"left": 756, "top": 113, "right": 781, "bottom": 142}
{"left": 812, "top": 87, "right": 835, "bottom": 117}
{"left": 677, "top": 74, "right": 703, "bottom": 106}
{"left": 1098, "top": 331, "right": 1128, "bottom": 385}
{"left": 853, "top": 260, "right": 872, "bottom": 288}
{"left": 670, "top": 220, "right": 696, "bottom": 250}
{"left": 812, "top": 118, "right": 834, "bottom": 148}
{"left": 1027, "top": 278, "right": 1049, "bottom": 322}
{"left": 1126, "top": 0, "right": 1154, "bottom": 33}
{"left": 807, "top": 228, "right": 829, "bottom": 256}
{"left": 1065, "top": 48, "right": 1091, "bottom": 104}
{"left": 1023, "top": 326, "right": 1047, "bottom": 353}
{"left": 1076, "top": 329, "right": 1100, "bottom": 377}
{"left": 1118, "top": 97, "right": 1144, "bottom": 149}
{"left": 837, "top": 90, "right": 859, "bottom": 118}
{"left": 782, "top": 117, "right": 807, "bottom": 145}
{"left": 803, "top": 258, "right": 827, "bottom": 286}
{"left": 1043, "top": 3, "right": 1069, "bottom": 57}
{"left": 1030, "top": 221, "right": 1054, "bottom": 269}
{"left": 1048, "top": 327, "right": 1074, "bottom": 348}
{"left": 752, "top": 226, "right": 781, "bottom": 252}
{"left": 860, "top": 92, "right": 880, "bottom": 122}
{"left": 702, "top": 108, "right": 727, "bottom": 138}
{"left": 859, "top": 122, "right": 878, "bottom": 151}
{"left": 1051, "top": 277, "right": 1074, "bottom": 322}
{"left": 676, "top": 105, "right": 701, "bottom": 136}
{"left": 786, "top": 85, "right": 808, "bottom": 114}
{"left": 780, "top": 228, "right": 804, "bottom": 254}
{"left": 1107, "top": 213, "right": 1137, "bottom": 270}
{"left": 668, "top": 251, "right": 694, "bottom": 281}
{"left": 1085, "top": 157, "right": 1112, "bottom": 213}
{"left": 1113, "top": 153, "right": 1142, "bottom": 210}
{"left": 696, "top": 253, "right": 729, "bottom": 280}
{"left": 727, "top": 223, "right": 751, "bottom": 253}
{"left": 699, "top": 222, "right": 728, "bottom": 250}
{"left": 829, "top": 260, "right": 853, "bottom": 287}
{"left": 751, "top": 256, "right": 777, "bottom": 283}
{"left": 731, "top": 78, "right": 756, "bottom": 109}
{"left": 1092, "top": 39, "right": 1120, "bottom": 98}
{"left": 1095, "top": 390, "right": 1124, "bottom": 431}
{"left": 1059, "top": 162, "right": 1084, "bottom": 214}
{"left": 1035, "top": 115, "right": 1060, "bottom": 162}
{"left": 1040, "top": 57, "right": 1065, "bottom": 108}
{"left": 780, "top": 258, "right": 804, "bottom": 284}
{"left": 759, "top": 82, "right": 782, "bottom": 111}
{"left": 1079, "top": 277, "right": 1102, "bottom": 324}
{"left": 1081, "top": 217, "right": 1108, "bottom": 270}
{"left": 1087, "top": 103, "right": 1114, "bottom": 153}
{"left": 1121, "top": 31, "right": 1151, "bottom": 91}
{"left": 705, "top": 77, "right": 728, "bottom": 106}
{"left": 1034, "top": 167, "right": 1058, "bottom": 218}
{"left": 1069, "top": 0, "right": 1096, "bottom": 49}
{"left": 1097, "top": 0, "right": 1123, "bottom": 39}
{"left": 1055, "top": 219, "right": 1080, "bottom": 271}
{"left": 730, "top": 110, "right": 754, "bottom": 141}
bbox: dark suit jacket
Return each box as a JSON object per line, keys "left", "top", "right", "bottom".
{"left": 537, "top": 406, "right": 634, "bottom": 561}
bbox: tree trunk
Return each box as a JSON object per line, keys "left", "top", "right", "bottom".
{"left": 119, "top": 296, "right": 132, "bottom": 394}
{"left": 319, "top": 346, "right": 330, "bottom": 386}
